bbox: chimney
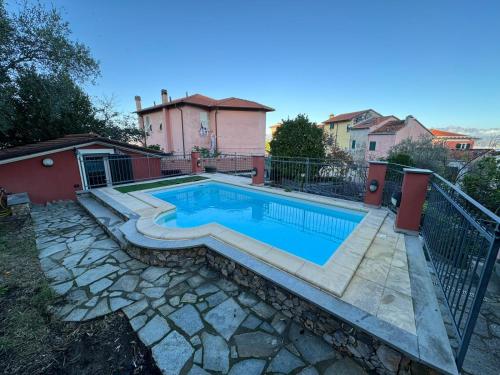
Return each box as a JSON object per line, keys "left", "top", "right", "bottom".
{"left": 134, "top": 95, "right": 142, "bottom": 111}
{"left": 161, "top": 89, "right": 168, "bottom": 104}
{"left": 405, "top": 115, "right": 414, "bottom": 124}
{"left": 329, "top": 113, "right": 335, "bottom": 118}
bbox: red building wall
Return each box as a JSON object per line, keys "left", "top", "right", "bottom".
{"left": 0, "top": 150, "right": 83, "bottom": 204}
{"left": 128, "top": 152, "right": 162, "bottom": 181}
{"left": 0, "top": 146, "right": 165, "bottom": 204}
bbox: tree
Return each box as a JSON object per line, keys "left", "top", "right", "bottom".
{"left": 270, "top": 114, "right": 325, "bottom": 158}
{"left": 461, "top": 157, "right": 500, "bottom": 214}
{"left": 387, "top": 137, "right": 449, "bottom": 175}
{"left": 0, "top": 69, "right": 99, "bottom": 147}
{"left": 0, "top": 0, "right": 99, "bottom": 82}
{"left": 93, "top": 97, "right": 145, "bottom": 145}
{"left": 0, "top": 0, "right": 99, "bottom": 141}
{"left": 386, "top": 152, "right": 414, "bottom": 167}
{"left": 146, "top": 144, "right": 161, "bottom": 151}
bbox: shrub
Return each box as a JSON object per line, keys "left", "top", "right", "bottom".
{"left": 270, "top": 114, "right": 325, "bottom": 158}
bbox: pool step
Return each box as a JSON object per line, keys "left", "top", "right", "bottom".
{"left": 88, "top": 189, "right": 137, "bottom": 220}
{"left": 77, "top": 193, "right": 127, "bottom": 248}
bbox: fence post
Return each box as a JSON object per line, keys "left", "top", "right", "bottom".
{"left": 305, "top": 158, "right": 310, "bottom": 190}
{"left": 191, "top": 151, "right": 203, "bottom": 174}
{"left": 364, "top": 161, "right": 388, "bottom": 207}
{"left": 234, "top": 152, "right": 237, "bottom": 175}
{"left": 395, "top": 168, "right": 432, "bottom": 234}
{"left": 252, "top": 155, "right": 265, "bottom": 186}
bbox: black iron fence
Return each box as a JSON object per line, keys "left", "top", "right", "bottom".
{"left": 382, "top": 163, "right": 406, "bottom": 212}
{"left": 421, "top": 173, "right": 500, "bottom": 370}
{"left": 265, "top": 156, "right": 368, "bottom": 202}
{"left": 200, "top": 154, "right": 254, "bottom": 177}
{"left": 79, "top": 154, "right": 191, "bottom": 189}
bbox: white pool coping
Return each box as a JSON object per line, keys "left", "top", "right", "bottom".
{"left": 122, "top": 176, "right": 387, "bottom": 297}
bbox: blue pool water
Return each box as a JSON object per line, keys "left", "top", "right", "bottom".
{"left": 153, "top": 182, "right": 364, "bottom": 265}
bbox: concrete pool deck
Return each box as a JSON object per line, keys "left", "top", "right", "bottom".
{"left": 76, "top": 174, "right": 457, "bottom": 374}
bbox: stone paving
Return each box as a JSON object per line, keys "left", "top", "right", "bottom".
{"left": 32, "top": 202, "right": 367, "bottom": 375}
{"left": 430, "top": 262, "right": 500, "bottom": 375}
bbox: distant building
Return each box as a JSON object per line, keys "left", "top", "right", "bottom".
{"left": 430, "top": 129, "right": 477, "bottom": 150}
{"left": 348, "top": 116, "right": 400, "bottom": 162}
{"left": 366, "top": 116, "right": 433, "bottom": 160}
{"left": 135, "top": 89, "right": 274, "bottom": 155}
{"left": 321, "top": 110, "right": 381, "bottom": 151}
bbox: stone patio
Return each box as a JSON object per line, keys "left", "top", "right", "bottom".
{"left": 33, "top": 202, "right": 369, "bottom": 375}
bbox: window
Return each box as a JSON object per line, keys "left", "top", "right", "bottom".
{"left": 200, "top": 112, "right": 209, "bottom": 136}
{"left": 369, "top": 141, "right": 376, "bottom": 151}
{"left": 455, "top": 143, "right": 470, "bottom": 150}
{"left": 145, "top": 116, "right": 152, "bottom": 132}
{"left": 351, "top": 140, "right": 356, "bottom": 149}
{"left": 329, "top": 123, "right": 334, "bottom": 130}
{"left": 159, "top": 123, "right": 163, "bottom": 131}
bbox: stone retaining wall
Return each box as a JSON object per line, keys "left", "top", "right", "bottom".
{"left": 123, "top": 243, "right": 429, "bottom": 375}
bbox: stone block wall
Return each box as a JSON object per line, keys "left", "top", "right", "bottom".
{"left": 10, "top": 202, "right": 30, "bottom": 217}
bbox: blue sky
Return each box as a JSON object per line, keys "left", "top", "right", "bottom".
{"left": 12, "top": 0, "right": 500, "bottom": 129}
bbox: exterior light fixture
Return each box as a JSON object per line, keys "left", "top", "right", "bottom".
{"left": 369, "top": 179, "right": 379, "bottom": 192}
{"left": 42, "top": 158, "right": 54, "bottom": 167}
{"left": 300, "top": 173, "right": 305, "bottom": 178}
{"left": 391, "top": 191, "right": 402, "bottom": 208}
{"left": 196, "top": 159, "right": 201, "bottom": 168}
{"left": 251, "top": 168, "right": 258, "bottom": 177}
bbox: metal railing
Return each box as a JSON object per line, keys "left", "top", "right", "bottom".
{"left": 80, "top": 154, "right": 191, "bottom": 189}
{"left": 265, "top": 156, "right": 368, "bottom": 202}
{"left": 200, "top": 154, "right": 254, "bottom": 177}
{"left": 421, "top": 173, "right": 500, "bottom": 370}
{"left": 382, "top": 163, "right": 407, "bottom": 212}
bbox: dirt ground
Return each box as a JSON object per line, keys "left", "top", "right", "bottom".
{"left": 0, "top": 214, "right": 160, "bottom": 375}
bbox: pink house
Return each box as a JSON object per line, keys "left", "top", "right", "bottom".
{"left": 135, "top": 90, "right": 274, "bottom": 155}
{"left": 366, "top": 116, "right": 433, "bottom": 160}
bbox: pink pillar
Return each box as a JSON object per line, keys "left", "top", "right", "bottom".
{"left": 252, "top": 156, "right": 265, "bottom": 185}
{"left": 191, "top": 151, "right": 203, "bottom": 174}
{"left": 395, "top": 168, "right": 432, "bottom": 234}
{"left": 364, "top": 161, "right": 388, "bottom": 207}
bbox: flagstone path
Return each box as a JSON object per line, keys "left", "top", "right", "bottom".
{"left": 32, "top": 202, "right": 366, "bottom": 375}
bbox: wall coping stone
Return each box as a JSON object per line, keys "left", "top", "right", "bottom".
{"left": 7, "top": 192, "right": 30, "bottom": 206}
{"left": 402, "top": 168, "right": 433, "bottom": 175}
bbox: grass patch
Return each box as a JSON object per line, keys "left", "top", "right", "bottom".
{"left": 0, "top": 216, "right": 59, "bottom": 372}
{"left": 0, "top": 213, "right": 160, "bottom": 374}
{"left": 114, "top": 175, "right": 208, "bottom": 193}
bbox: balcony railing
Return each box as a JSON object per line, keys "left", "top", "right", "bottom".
{"left": 200, "top": 153, "right": 254, "bottom": 177}
{"left": 420, "top": 173, "right": 500, "bottom": 370}
{"left": 79, "top": 154, "right": 191, "bottom": 189}
{"left": 265, "top": 156, "right": 368, "bottom": 202}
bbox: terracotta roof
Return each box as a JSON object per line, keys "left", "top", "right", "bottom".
{"left": 137, "top": 94, "right": 274, "bottom": 114}
{"left": 430, "top": 129, "right": 474, "bottom": 138}
{"left": 322, "top": 109, "right": 379, "bottom": 124}
{"left": 369, "top": 120, "right": 406, "bottom": 134}
{"left": 350, "top": 116, "right": 399, "bottom": 130}
{"left": 0, "top": 133, "right": 167, "bottom": 161}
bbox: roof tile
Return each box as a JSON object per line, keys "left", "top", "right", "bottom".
{"left": 137, "top": 94, "right": 273, "bottom": 114}
{"left": 322, "top": 109, "right": 377, "bottom": 123}
{"left": 350, "top": 116, "right": 399, "bottom": 130}
{"left": 0, "top": 133, "right": 166, "bottom": 161}
{"left": 369, "top": 120, "right": 406, "bottom": 134}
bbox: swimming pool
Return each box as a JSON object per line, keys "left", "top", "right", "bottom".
{"left": 152, "top": 182, "right": 364, "bottom": 265}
